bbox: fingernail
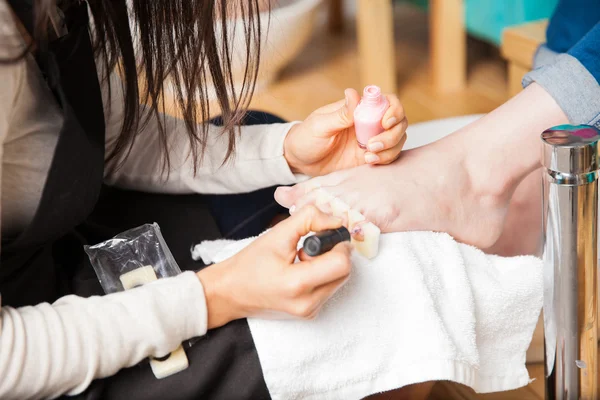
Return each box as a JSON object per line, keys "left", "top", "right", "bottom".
{"left": 277, "top": 186, "right": 292, "bottom": 193}
{"left": 365, "top": 153, "right": 380, "bottom": 164}
{"left": 368, "top": 141, "right": 384, "bottom": 152}
{"left": 289, "top": 205, "right": 296, "bottom": 215}
{"left": 344, "top": 90, "right": 349, "bottom": 107}
{"left": 350, "top": 225, "right": 364, "bottom": 242}
{"left": 386, "top": 117, "right": 398, "bottom": 129}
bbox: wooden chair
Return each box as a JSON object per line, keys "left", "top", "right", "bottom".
{"left": 329, "top": 0, "right": 397, "bottom": 94}
{"left": 329, "top": 0, "right": 554, "bottom": 95}
{"left": 327, "top": 0, "right": 463, "bottom": 94}
{"left": 501, "top": 20, "right": 547, "bottom": 97}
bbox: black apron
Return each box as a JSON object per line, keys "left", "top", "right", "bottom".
{"left": 1, "top": 2, "right": 270, "bottom": 399}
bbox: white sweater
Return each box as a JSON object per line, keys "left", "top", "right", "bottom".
{"left": 0, "top": 2, "right": 299, "bottom": 399}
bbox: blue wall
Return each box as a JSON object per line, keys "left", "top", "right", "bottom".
{"left": 399, "top": 0, "right": 558, "bottom": 45}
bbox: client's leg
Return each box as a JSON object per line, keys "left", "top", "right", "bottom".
{"left": 405, "top": 114, "right": 542, "bottom": 257}
{"left": 205, "top": 111, "right": 290, "bottom": 239}
{"left": 485, "top": 168, "right": 541, "bottom": 257}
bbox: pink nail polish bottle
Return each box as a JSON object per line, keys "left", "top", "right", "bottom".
{"left": 353, "top": 85, "right": 389, "bottom": 149}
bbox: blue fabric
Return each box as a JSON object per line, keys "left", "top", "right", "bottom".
{"left": 204, "top": 111, "right": 289, "bottom": 240}
{"left": 543, "top": 0, "right": 600, "bottom": 84}
{"left": 521, "top": 1, "right": 600, "bottom": 126}
{"left": 568, "top": 22, "right": 600, "bottom": 85}
{"left": 546, "top": 0, "right": 600, "bottom": 53}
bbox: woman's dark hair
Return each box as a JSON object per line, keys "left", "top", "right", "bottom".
{"left": 8, "top": 0, "right": 264, "bottom": 174}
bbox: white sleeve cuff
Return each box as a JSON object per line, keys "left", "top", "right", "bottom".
{"left": 251, "top": 120, "right": 308, "bottom": 187}
{"left": 165, "top": 271, "right": 209, "bottom": 339}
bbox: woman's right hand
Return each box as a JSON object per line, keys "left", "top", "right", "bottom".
{"left": 196, "top": 206, "right": 352, "bottom": 329}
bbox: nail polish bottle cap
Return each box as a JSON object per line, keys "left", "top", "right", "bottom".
{"left": 361, "top": 85, "right": 384, "bottom": 106}
{"left": 303, "top": 227, "right": 351, "bottom": 257}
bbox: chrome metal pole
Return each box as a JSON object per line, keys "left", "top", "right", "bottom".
{"left": 542, "top": 125, "right": 600, "bottom": 400}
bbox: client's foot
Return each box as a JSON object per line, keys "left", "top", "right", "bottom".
{"left": 276, "top": 139, "right": 512, "bottom": 250}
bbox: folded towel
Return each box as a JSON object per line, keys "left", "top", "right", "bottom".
{"left": 192, "top": 231, "right": 543, "bottom": 400}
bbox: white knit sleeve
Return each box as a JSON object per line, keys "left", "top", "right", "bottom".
{"left": 0, "top": 272, "right": 208, "bottom": 400}
{"left": 100, "top": 69, "right": 304, "bottom": 195}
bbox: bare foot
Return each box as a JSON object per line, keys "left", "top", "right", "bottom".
{"left": 276, "top": 142, "right": 510, "bottom": 250}
{"left": 485, "top": 168, "right": 542, "bottom": 257}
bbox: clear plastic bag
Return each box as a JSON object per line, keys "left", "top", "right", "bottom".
{"left": 84, "top": 223, "right": 195, "bottom": 377}
{"left": 84, "top": 223, "right": 181, "bottom": 294}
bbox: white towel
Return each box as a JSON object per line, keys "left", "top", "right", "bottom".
{"left": 192, "top": 231, "right": 543, "bottom": 400}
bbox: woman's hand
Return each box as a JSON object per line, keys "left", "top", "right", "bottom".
{"left": 197, "top": 206, "right": 352, "bottom": 329}
{"left": 275, "top": 83, "right": 570, "bottom": 251}
{"left": 284, "top": 89, "right": 408, "bottom": 177}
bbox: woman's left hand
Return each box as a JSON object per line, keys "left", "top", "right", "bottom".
{"left": 283, "top": 89, "right": 407, "bottom": 177}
